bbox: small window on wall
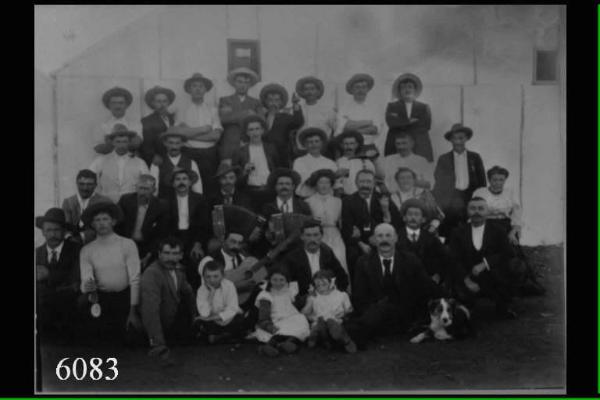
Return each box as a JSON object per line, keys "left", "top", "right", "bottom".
{"left": 227, "top": 39, "right": 261, "bottom": 82}
{"left": 533, "top": 48, "right": 558, "bottom": 84}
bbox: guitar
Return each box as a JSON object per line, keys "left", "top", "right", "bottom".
{"left": 225, "top": 232, "right": 301, "bottom": 304}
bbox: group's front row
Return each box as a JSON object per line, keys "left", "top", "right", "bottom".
{"left": 36, "top": 183, "right": 538, "bottom": 361}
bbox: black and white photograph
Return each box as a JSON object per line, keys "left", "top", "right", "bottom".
{"left": 34, "top": 4, "right": 566, "bottom": 394}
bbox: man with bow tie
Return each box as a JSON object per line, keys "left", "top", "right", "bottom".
{"left": 345, "top": 223, "right": 442, "bottom": 350}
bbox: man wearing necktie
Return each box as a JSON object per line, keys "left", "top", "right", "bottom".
{"left": 345, "top": 223, "right": 442, "bottom": 350}
{"left": 207, "top": 164, "right": 253, "bottom": 212}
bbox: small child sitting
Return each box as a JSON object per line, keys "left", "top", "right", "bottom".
{"left": 301, "top": 270, "right": 357, "bottom": 353}
{"left": 254, "top": 267, "right": 310, "bottom": 357}
{"left": 195, "top": 261, "right": 246, "bottom": 344}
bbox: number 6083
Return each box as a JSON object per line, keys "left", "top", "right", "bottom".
{"left": 55, "top": 357, "right": 118, "bottom": 381}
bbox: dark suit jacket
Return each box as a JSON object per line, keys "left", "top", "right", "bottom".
{"left": 262, "top": 108, "right": 304, "bottom": 168}
{"left": 447, "top": 222, "right": 512, "bottom": 280}
{"left": 282, "top": 243, "right": 349, "bottom": 297}
{"left": 167, "top": 192, "right": 211, "bottom": 248}
{"left": 140, "top": 111, "right": 175, "bottom": 167}
{"left": 396, "top": 228, "right": 450, "bottom": 277}
{"left": 140, "top": 260, "right": 195, "bottom": 346}
{"left": 207, "top": 188, "right": 254, "bottom": 212}
{"left": 233, "top": 142, "right": 280, "bottom": 179}
{"left": 35, "top": 240, "right": 81, "bottom": 293}
{"left": 261, "top": 196, "right": 312, "bottom": 219}
{"left": 218, "top": 95, "right": 263, "bottom": 127}
{"left": 116, "top": 194, "right": 170, "bottom": 254}
{"left": 62, "top": 193, "right": 113, "bottom": 244}
{"left": 384, "top": 100, "right": 433, "bottom": 160}
{"left": 432, "top": 150, "right": 486, "bottom": 207}
{"left": 341, "top": 192, "right": 402, "bottom": 246}
{"left": 352, "top": 250, "right": 442, "bottom": 316}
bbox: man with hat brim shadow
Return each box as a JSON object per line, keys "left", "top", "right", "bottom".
{"left": 335, "top": 130, "right": 377, "bottom": 197}
{"left": 174, "top": 73, "right": 223, "bottom": 194}
{"left": 293, "top": 76, "right": 337, "bottom": 159}
{"left": 335, "top": 73, "right": 382, "bottom": 156}
{"left": 94, "top": 86, "right": 143, "bottom": 156}
{"left": 165, "top": 167, "right": 212, "bottom": 290}
{"left": 292, "top": 127, "right": 337, "bottom": 199}
{"left": 149, "top": 127, "right": 203, "bottom": 200}
{"left": 78, "top": 201, "right": 145, "bottom": 346}
{"left": 140, "top": 86, "right": 176, "bottom": 168}
{"left": 260, "top": 83, "right": 304, "bottom": 168}
{"left": 432, "top": 123, "right": 486, "bottom": 238}
{"left": 218, "top": 67, "right": 265, "bottom": 165}
{"left": 384, "top": 73, "right": 433, "bottom": 162}
{"left": 35, "top": 208, "right": 81, "bottom": 343}
{"left": 89, "top": 124, "right": 150, "bottom": 203}
{"left": 207, "top": 163, "right": 254, "bottom": 212}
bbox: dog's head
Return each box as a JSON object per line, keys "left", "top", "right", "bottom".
{"left": 428, "top": 298, "right": 459, "bottom": 327}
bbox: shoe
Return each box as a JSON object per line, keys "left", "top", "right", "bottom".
{"left": 344, "top": 340, "right": 358, "bottom": 354}
{"left": 258, "top": 344, "right": 279, "bottom": 357}
{"left": 278, "top": 340, "right": 298, "bottom": 354}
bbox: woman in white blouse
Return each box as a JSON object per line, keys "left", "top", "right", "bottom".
{"left": 305, "top": 169, "right": 348, "bottom": 276}
{"left": 390, "top": 167, "right": 444, "bottom": 234}
{"left": 472, "top": 166, "right": 522, "bottom": 245}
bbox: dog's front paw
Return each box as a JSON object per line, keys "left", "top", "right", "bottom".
{"left": 410, "top": 332, "right": 427, "bottom": 344}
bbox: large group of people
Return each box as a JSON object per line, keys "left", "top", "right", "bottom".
{"left": 36, "top": 68, "right": 544, "bottom": 362}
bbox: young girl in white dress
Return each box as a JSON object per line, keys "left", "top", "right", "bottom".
{"left": 254, "top": 267, "right": 310, "bottom": 357}
{"left": 305, "top": 169, "right": 349, "bottom": 276}
{"left": 301, "top": 270, "right": 357, "bottom": 353}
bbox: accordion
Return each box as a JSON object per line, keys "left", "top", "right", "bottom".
{"left": 212, "top": 205, "right": 266, "bottom": 241}
{"left": 268, "top": 212, "right": 313, "bottom": 243}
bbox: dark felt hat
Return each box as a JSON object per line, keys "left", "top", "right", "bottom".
{"left": 107, "top": 123, "right": 137, "bottom": 140}
{"left": 102, "top": 87, "right": 133, "bottom": 109}
{"left": 227, "top": 67, "right": 259, "bottom": 87}
{"left": 260, "top": 83, "right": 289, "bottom": 108}
{"left": 345, "top": 73, "right": 374, "bottom": 94}
{"left": 35, "top": 208, "right": 72, "bottom": 230}
{"left": 392, "top": 73, "right": 423, "bottom": 99}
{"left": 170, "top": 167, "right": 199, "bottom": 185}
{"left": 184, "top": 73, "right": 214, "bottom": 93}
{"left": 400, "top": 198, "right": 427, "bottom": 216}
{"left": 214, "top": 163, "right": 242, "bottom": 179}
{"left": 144, "top": 86, "right": 175, "bottom": 109}
{"left": 298, "top": 127, "right": 328, "bottom": 147}
{"left": 307, "top": 168, "right": 337, "bottom": 187}
{"left": 80, "top": 202, "right": 122, "bottom": 228}
{"left": 267, "top": 168, "right": 301, "bottom": 190}
{"left": 444, "top": 123, "right": 473, "bottom": 141}
{"left": 295, "top": 76, "right": 324, "bottom": 100}
{"left": 160, "top": 126, "right": 188, "bottom": 142}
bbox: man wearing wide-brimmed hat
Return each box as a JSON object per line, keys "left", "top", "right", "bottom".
{"left": 165, "top": 167, "right": 211, "bottom": 289}
{"left": 293, "top": 76, "right": 336, "bottom": 155}
{"left": 260, "top": 83, "right": 304, "bottom": 168}
{"left": 292, "top": 128, "right": 338, "bottom": 198}
{"left": 89, "top": 124, "right": 149, "bottom": 203}
{"left": 218, "top": 67, "right": 264, "bottom": 164}
{"left": 432, "top": 123, "right": 486, "bottom": 238}
{"left": 79, "top": 201, "right": 144, "bottom": 345}
{"left": 384, "top": 73, "right": 433, "bottom": 162}
{"left": 335, "top": 73, "right": 382, "bottom": 152}
{"left": 35, "top": 208, "right": 81, "bottom": 340}
{"left": 149, "top": 127, "right": 203, "bottom": 199}
{"left": 94, "top": 86, "right": 143, "bottom": 155}
{"left": 335, "top": 130, "right": 376, "bottom": 195}
{"left": 261, "top": 168, "right": 311, "bottom": 219}
{"left": 207, "top": 163, "right": 253, "bottom": 211}
{"left": 140, "top": 86, "right": 176, "bottom": 167}
{"left": 175, "top": 73, "right": 223, "bottom": 193}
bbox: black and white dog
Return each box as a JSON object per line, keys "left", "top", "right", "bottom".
{"left": 410, "top": 298, "right": 471, "bottom": 343}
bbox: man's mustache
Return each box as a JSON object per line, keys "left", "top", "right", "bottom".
{"left": 177, "top": 184, "right": 187, "bottom": 188}
{"left": 379, "top": 241, "right": 391, "bottom": 247}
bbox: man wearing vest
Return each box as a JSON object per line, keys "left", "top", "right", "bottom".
{"left": 140, "top": 86, "right": 176, "bottom": 167}
{"left": 149, "top": 127, "right": 203, "bottom": 199}
{"left": 89, "top": 124, "right": 149, "bottom": 203}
